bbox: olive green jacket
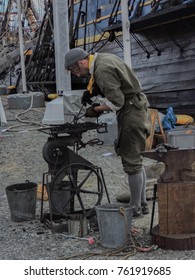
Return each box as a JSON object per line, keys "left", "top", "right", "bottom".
{"left": 93, "top": 52, "right": 151, "bottom": 139}
{"left": 94, "top": 52, "right": 143, "bottom": 107}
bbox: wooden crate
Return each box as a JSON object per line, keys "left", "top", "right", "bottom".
{"left": 158, "top": 181, "right": 195, "bottom": 234}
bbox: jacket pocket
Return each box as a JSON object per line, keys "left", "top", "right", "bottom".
{"left": 130, "top": 93, "right": 149, "bottom": 110}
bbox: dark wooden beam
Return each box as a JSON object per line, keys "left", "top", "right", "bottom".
{"left": 102, "top": 3, "right": 195, "bottom": 33}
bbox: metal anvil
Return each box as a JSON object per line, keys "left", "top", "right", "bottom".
{"left": 141, "top": 145, "right": 195, "bottom": 182}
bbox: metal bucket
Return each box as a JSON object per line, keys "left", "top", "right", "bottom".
{"left": 95, "top": 203, "right": 132, "bottom": 249}
{"left": 5, "top": 182, "right": 37, "bottom": 222}
{"left": 47, "top": 181, "right": 71, "bottom": 215}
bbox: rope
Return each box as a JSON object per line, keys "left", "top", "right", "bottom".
{"left": 58, "top": 239, "right": 157, "bottom": 260}
{"left": 118, "top": 206, "right": 130, "bottom": 248}
{"left": 108, "top": 0, "right": 121, "bottom": 26}
{"left": 57, "top": 208, "right": 158, "bottom": 260}
{"left": 2, "top": 92, "right": 48, "bottom": 132}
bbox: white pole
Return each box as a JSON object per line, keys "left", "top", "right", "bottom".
{"left": 17, "top": 0, "right": 27, "bottom": 92}
{"left": 53, "top": 0, "right": 71, "bottom": 93}
{"left": 121, "top": 0, "right": 132, "bottom": 67}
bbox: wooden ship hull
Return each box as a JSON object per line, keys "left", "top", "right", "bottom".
{"left": 1, "top": 0, "right": 195, "bottom": 115}
{"left": 70, "top": 0, "right": 195, "bottom": 115}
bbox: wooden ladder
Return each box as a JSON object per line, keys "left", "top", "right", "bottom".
{"left": 146, "top": 108, "right": 166, "bottom": 150}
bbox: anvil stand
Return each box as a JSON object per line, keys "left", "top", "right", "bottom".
{"left": 39, "top": 122, "right": 110, "bottom": 236}
{"left": 142, "top": 144, "right": 195, "bottom": 250}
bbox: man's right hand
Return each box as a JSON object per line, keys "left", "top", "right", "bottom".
{"left": 81, "top": 90, "right": 93, "bottom": 106}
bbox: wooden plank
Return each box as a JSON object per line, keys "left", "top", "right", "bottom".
{"left": 158, "top": 183, "right": 168, "bottom": 234}
{"left": 157, "top": 182, "right": 195, "bottom": 234}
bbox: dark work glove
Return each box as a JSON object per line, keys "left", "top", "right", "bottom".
{"left": 81, "top": 89, "right": 101, "bottom": 106}
{"left": 85, "top": 106, "right": 100, "bottom": 118}
{"left": 81, "top": 90, "right": 93, "bottom": 106}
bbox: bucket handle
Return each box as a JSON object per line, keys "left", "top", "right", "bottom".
{"left": 119, "top": 207, "right": 129, "bottom": 247}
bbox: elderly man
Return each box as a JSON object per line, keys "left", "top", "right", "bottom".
{"left": 65, "top": 48, "right": 151, "bottom": 218}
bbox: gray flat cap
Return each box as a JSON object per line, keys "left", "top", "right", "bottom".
{"left": 65, "top": 48, "right": 88, "bottom": 68}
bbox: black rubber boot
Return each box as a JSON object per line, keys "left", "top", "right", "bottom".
{"left": 142, "top": 203, "right": 149, "bottom": 215}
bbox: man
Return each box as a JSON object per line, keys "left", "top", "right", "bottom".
{"left": 65, "top": 48, "right": 151, "bottom": 218}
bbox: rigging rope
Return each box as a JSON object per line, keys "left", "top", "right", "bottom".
{"left": 108, "top": 0, "right": 121, "bottom": 26}
{"left": 70, "top": 0, "right": 84, "bottom": 48}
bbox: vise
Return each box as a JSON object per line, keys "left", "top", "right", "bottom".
{"left": 141, "top": 144, "right": 195, "bottom": 183}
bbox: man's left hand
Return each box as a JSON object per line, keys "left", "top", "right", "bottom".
{"left": 85, "top": 106, "right": 100, "bottom": 118}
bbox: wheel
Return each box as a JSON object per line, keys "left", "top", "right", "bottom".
{"left": 42, "top": 139, "right": 69, "bottom": 166}
{"left": 49, "top": 163, "right": 104, "bottom": 218}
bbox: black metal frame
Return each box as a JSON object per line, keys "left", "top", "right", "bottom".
{"left": 150, "top": 183, "right": 158, "bottom": 235}
{"left": 39, "top": 121, "right": 110, "bottom": 233}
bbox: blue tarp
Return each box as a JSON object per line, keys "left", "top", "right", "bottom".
{"left": 156, "top": 107, "right": 177, "bottom": 132}
{"left": 161, "top": 107, "right": 177, "bottom": 131}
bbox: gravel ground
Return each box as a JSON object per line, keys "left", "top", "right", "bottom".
{"left": 0, "top": 95, "right": 195, "bottom": 260}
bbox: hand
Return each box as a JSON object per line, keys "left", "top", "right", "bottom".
{"left": 81, "top": 89, "right": 101, "bottom": 106}
{"left": 81, "top": 90, "right": 93, "bottom": 106}
{"left": 85, "top": 106, "right": 100, "bottom": 118}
